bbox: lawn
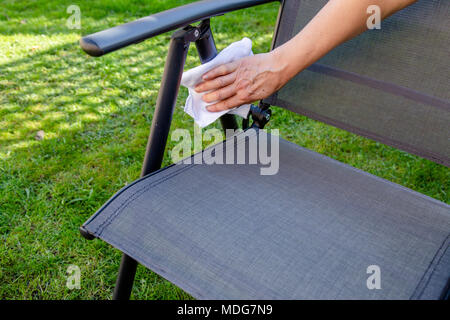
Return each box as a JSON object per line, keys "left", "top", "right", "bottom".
{"left": 0, "top": 0, "right": 448, "bottom": 300}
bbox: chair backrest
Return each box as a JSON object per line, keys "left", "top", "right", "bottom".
{"left": 263, "top": 0, "right": 450, "bottom": 166}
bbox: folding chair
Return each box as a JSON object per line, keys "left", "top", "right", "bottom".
{"left": 79, "top": 0, "right": 450, "bottom": 299}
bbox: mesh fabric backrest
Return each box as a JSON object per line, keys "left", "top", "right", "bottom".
{"left": 264, "top": 0, "right": 450, "bottom": 166}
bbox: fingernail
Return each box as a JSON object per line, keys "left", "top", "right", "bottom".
{"left": 202, "top": 75, "right": 209, "bottom": 80}
{"left": 206, "top": 105, "right": 213, "bottom": 111}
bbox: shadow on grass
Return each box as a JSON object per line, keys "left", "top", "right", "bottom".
{"left": 0, "top": 37, "right": 196, "bottom": 300}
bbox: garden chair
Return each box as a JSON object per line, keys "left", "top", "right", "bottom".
{"left": 79, "top": 0, "right": 450, "bottom": 299}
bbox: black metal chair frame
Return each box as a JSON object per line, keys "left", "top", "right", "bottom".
{"left": 79, "top": 0, "right": 281, "bottom": 299}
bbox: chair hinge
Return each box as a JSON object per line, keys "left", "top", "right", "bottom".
{"left": 249, "top": 102, "right": 271, "bottom": 129}
{"left": 172, "top": 19, "right": 212, "bottom": 44}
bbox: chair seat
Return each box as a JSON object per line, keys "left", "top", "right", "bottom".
{"left": 82, "top": 129, "right": 450, "bottom": 299}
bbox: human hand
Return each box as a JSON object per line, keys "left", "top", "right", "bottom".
{"left": 194, "top": 51, "right": 289, "bottom": 112}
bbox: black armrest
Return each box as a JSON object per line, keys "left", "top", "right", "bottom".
{"left": 80, "top": 0, "right": 278, "bottom": 57}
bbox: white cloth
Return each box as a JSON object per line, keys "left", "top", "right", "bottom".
{"left": 180, "top": 37, "right": 253, "bottom": 128}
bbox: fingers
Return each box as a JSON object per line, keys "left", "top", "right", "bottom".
{"left": 202, "top": 83, "right": 236, "bottom": 103}
{"left": 195, "top": 72, "right": 236, "bottom": 92}
{"left": 201, "top": 61, "right": 239, "bottom": 81}
{"left": 206, "top": 95, "right": 247, "bottom": 112}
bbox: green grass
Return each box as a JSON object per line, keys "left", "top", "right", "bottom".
{"left": 0, "top": 0, "right": 448, "bottom": 300}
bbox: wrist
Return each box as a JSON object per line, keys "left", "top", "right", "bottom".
{"left": 271, "top": 45, "right": 304, "bottom": 85}
{"left": 270, "top": 47, "right": 295, "bottom": 86}
{"left": 271, "top": 33, "right": 320, "bottom": 84}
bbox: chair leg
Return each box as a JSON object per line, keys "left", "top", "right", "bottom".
{"left": 111, "top": 28, "right": 192, "bottom": 301}
{"left": 112, "top": 254, "right": 138, "bottom": 300}
{"left": 220, "top": 114, "right": 238, "bottom": 131}
{"left": 111, "top": 22, "right": 230, "bottom": 300}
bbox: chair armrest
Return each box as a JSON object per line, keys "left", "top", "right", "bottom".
{"left": 80, "top": 0, "right": 278, "bottom": 57}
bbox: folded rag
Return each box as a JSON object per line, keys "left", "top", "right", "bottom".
{"left": 180, "top": 37, "right": 253, "bottom": 128}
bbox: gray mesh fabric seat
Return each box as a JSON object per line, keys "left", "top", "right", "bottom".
{"left": 79, "top": 0, "right": 450, "bottom": 299}
{"left": 82, "top": 129, "right": 450, "bottom": 299}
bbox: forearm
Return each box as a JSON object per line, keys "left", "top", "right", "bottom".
{"left": 274, "top": 0, "right": 417, "bottom": 82}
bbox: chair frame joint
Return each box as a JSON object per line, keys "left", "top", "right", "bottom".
{"left": 250, "top": 102, "right": 272, "bottom": 129}
{"left": 79, "top": 226, "right": 96, "bottom": 240}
